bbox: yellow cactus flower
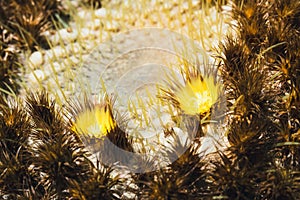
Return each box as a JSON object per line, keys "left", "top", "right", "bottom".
{"left": 175, "top": 75, "right": 220, "bottom": 115}
{"left": 72, "top": 101, "right": 117, "bottom": 138}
